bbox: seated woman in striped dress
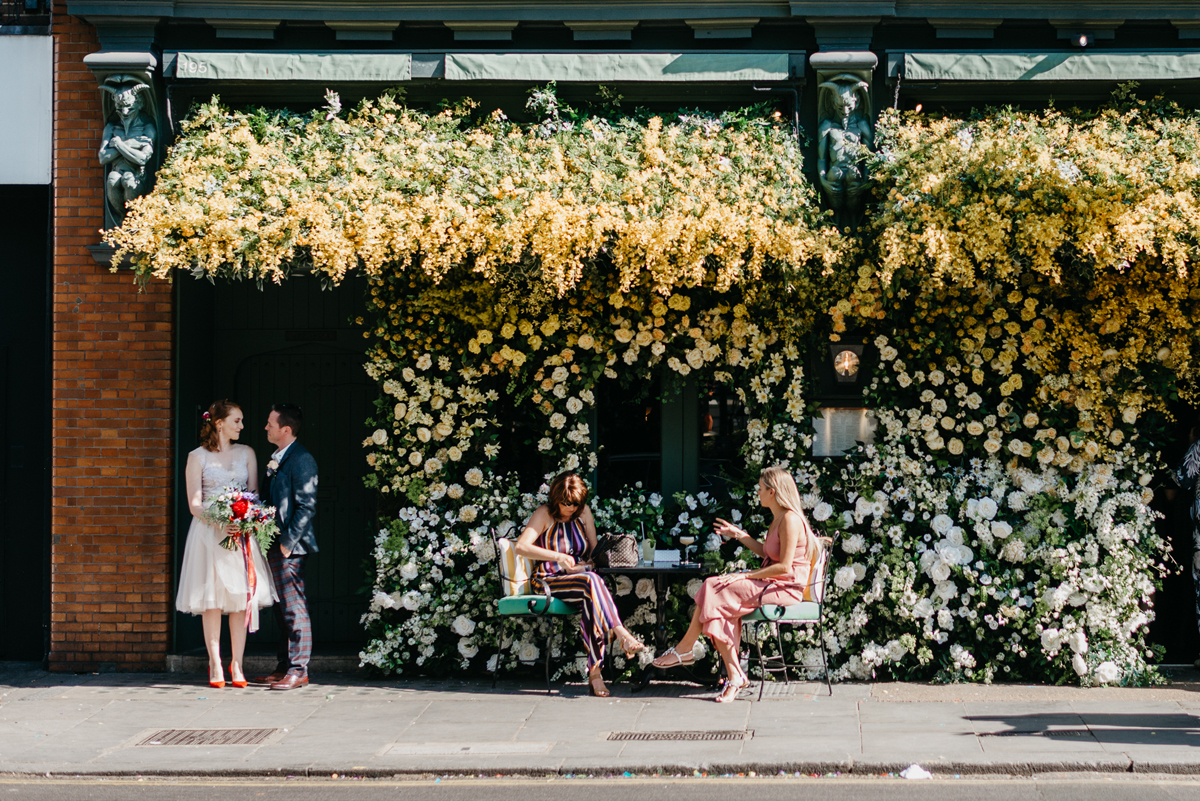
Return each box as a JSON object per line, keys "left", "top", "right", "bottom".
{"left": 516, "top": 471, "right": 645, "bottom": 697}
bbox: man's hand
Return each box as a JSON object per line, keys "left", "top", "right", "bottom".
{"left": 280, "top": 545, "right": 292, "bottom": 558}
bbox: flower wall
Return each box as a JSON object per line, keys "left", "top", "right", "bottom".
{"left": 109, "top": 89, "right": 1200, "bottom": 685}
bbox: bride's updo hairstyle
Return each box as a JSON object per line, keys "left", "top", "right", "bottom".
{"left": 199, "top": 399, "right": 241, "bottom": 452}
{"left": 547, "top": 471, "right": 588, "bottom": 522}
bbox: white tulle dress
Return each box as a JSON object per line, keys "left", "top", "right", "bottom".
{"left": 175, "top": 446, "right": 277, "bottom": 630}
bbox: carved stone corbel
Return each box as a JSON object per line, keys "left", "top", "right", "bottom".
{"left": 83, "top": 52, "right": 161, "bottom": 229}
{"left": 810, "top": 51, "right": 878, "bottom": 230}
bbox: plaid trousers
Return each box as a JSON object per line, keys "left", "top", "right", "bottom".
{"left": 268, "top": 549, "right": 312, "bottom": 677}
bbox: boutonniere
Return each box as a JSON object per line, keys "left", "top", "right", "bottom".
{"left": 267, "top": 459, "right": 280, "bottom": 477}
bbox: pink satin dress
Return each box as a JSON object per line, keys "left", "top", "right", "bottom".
{"left": 694, "top": 516, "right": 813, "bottom": 655}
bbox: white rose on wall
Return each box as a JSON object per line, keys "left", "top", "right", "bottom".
{"left": 929, "top": 560, "right": 952, "bottom": 582}
{"left": 1093, "top": 661, "right": 1120, "bottom": 684}
{"left": 372, "top": 429, "right": 388, "bottom": 446}
{"left": 614, "top": 576, "right": 633, "bottom": 596}
{"left": 550, "top": 413, "right": 567, "bottom": 429}
{"left": 400, "top": 562, "right": 420, "bottom": 581}
{"left": 813, "top": 502, "right": 833, "bottom": 522}
{"left": 566, "top": 397, "right": 583, "bottom": 415}
{"left": 977, "top": 498, "right": 998, "bottom": 520}
{"left": 457, "top": 638, "right": 479, "bottom": 660}
{"left": 465, "top": 468, "right": 484, "bottom": 486}
{"left": 518, "top": 642, "right": 540, "bottom": 663}
{"left": 451, "top": 615, "right": 476, "bottom": 636}
{"left": 833, "top": 566, "right": 856, "bottom": 590}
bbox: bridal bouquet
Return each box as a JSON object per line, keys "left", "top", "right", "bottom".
{"left": 205, "top": 487, "right": 279, "bottom": 553}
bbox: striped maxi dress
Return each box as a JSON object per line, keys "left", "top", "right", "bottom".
{"left": 532, "top": 517, "right": 624, "bottom": 671}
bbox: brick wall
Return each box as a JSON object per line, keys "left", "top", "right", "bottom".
{"left": 50, "top": 2, "right": 174, "bottom": 670}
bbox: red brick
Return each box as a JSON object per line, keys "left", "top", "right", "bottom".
{"left": 49, "top": 4, "right": 172, "bottom": 673}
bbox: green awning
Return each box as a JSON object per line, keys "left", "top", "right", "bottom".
{"left": 166, "top": 51, "right": 413, "bottom": 81}
{"left": 443, "top": 52, "right": 798, "bottom": 82}
{"left": 899, "top": 51, "right": 1200, "bottom": 82}
{"left": 165, "top": 50, "right": 802, "bottom": 83}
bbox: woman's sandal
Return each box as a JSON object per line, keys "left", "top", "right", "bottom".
{"left": 651, "top": 647, "right": 695, "bottom": 669}
{"left": 618, "top": 634, "right": 646, "bottom": 661}
{"left": 588, "top": 668, "right": 610, "bottom": 698}
{"left": 715, "top": 670, "right": 749, "bottom": 703}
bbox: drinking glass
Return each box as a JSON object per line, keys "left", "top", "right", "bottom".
{"left": 678, "top": 534, "right": 697, "bottom": 567}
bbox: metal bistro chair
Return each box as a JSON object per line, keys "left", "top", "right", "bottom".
{"left": 490, "top": 528, "right": 579, "bottom": 694}
{"left": 742, "top": 536, "right": 833, "bottom": 699}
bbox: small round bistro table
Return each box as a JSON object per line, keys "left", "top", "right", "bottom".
{"left": 597, "top": 563, "right": 714, "bottom": 692}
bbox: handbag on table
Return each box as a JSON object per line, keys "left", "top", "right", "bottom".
{"left": 590, "top": 532, "right": 639, "bottom": 568}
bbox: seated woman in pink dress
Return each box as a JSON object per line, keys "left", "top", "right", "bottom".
{"left": 651, "top": 465, "right": 820, "bottom": 702}
{"left": 516, "top": 471, "right": 646, "bottom": 697}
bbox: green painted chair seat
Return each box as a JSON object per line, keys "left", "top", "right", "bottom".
{"left": 744, "top": 602, "right": 820, "bottom": 622}
{"left": 497, "top": 595, "right": 577, "bottom": 616}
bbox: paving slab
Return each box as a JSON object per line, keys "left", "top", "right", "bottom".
{"left": 5, "top": 666, "right": 1200, "bottom": 776}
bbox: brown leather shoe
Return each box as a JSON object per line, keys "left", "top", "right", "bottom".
{"left": 251, "top": 672, "right": 287, "bottom": 686}
{"left": 269, "top": 674, "right": 309, "bottom": 691}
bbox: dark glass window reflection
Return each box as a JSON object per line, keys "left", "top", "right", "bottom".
{"left": 699, "top": 380, "right": 748, "bottom": 492}
{"left": 596, "top": 374, "right": 661, "bottom": 496}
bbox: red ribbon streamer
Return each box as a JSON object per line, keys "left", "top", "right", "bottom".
{"left": 241, "top": 533, "right": 258, "bottom": 632}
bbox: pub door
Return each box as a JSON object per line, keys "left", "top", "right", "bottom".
{"left": 175, "top": 275, "right": 375, "bottom": 655}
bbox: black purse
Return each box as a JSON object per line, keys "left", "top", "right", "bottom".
{"left": 591, "top": 533, "right": 639, "bottom": 568}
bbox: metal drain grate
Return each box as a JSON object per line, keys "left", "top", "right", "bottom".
{"left": 981, "top": 729, "right": 1091, "bottom": 738}
{"left": 608, "top": 730, "right": 751, "bottom": 741}
{"left": 137, "top": 728, "right": 278, "bottom": 746}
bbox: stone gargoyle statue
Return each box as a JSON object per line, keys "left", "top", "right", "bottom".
{"left": 98, "top": 74, "right": 157, "bottom": 227}
{"left": 817, "top": 74, "right": 873, "bottom": 229}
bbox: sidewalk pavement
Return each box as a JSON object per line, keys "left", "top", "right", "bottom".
{"left": 3, "top": 661, "right": 1200, "bottom": 778}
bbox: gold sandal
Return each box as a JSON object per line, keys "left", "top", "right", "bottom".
{"left": 588, "top": 667, "right": 610, "bottom": 698}
{"left": 618, "top": 634, "right": 646, "bottom": 661}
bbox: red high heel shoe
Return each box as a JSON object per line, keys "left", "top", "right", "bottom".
{"left": 229, "top": 664, "right": 248, "bottom": 688}
{"left": 208, "top": 665, "right": 225, "bottom": 689}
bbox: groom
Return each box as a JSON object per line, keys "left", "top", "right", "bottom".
{"left": 254, "top": 403, "right": 319, "bottom": 690}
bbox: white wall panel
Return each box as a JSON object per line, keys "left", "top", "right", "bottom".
{"left": 0, "top": 36, "right": 51, "bottom": 184}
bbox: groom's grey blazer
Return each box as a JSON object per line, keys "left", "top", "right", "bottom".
{"left": 269, "top": 441, "right": 319, "bottom": 555}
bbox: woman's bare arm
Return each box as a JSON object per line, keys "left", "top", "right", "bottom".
{"left": 244, "top": 445, "right": 259, "bottom": 494}
{"left": 714, "top": 516, "right": 766, "bottom": 558}
{"left": 515, "top": 506, "right": 576, "bottom": 571}
{"left": 185, "top": 451, "right": 205, "bottom": 518}
{"left": 746, "top": 511, "right": 800, "bottom": 581}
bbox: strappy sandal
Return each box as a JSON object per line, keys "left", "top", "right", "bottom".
{"left": 617, "top": 634, "right": 646, "bottom": 661}
{"left": 715, "top": 670, "right": 749, "bottom": 703}
{"left": 651, "top": 647, "right": 695, "bottom": 669}
{"left": 588, "top": 667, "right": 610, "bottom": 698}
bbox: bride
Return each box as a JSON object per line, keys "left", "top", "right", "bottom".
{"left": 175, "top": 399, "right": 277, "bottom": 688}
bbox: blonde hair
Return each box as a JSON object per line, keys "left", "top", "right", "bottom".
{"left": 760, "top": 465, "right": 819, "bottom": 559}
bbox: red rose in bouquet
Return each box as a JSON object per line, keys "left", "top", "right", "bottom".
{"left": 230, "top": 498, "right": 250, "bottom": 520}
{"left": 204, "top": 487, "right": 280, "bottom": 552}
